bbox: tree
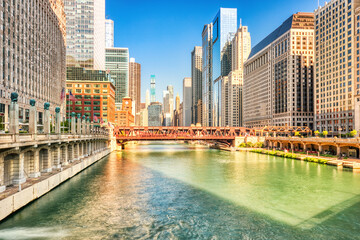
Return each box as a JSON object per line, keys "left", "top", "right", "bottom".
{"left": 323, "top": 131, "right": 328, "bottom": 138}
{"left": 314, "top": 130, "right": 319, "bottom": 137}
{"left": 295, "top": 132, "right": 301, "bottom": 137}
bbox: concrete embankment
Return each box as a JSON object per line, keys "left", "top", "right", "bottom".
{"left": 0, "top": 148, "right": 111, "bottom": 222}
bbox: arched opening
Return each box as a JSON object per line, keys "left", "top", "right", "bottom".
{"left": 4, "top": 153, "right": 20, "bottom": 186}
{"left": 39, "top": 148, "right": 51, "bottom": 172}
{"left": 73, "top": 143, "right": 79, "bottom": 160}
{"left": 24, "top": 151, "right": 35, "bottom": 177}
{"left": 60, "top": 145, "right": 67, "bottom": 165}
{"left": 52, "top": 147, "right": 60, "bottom": 168}
{"left": 67, "top": 145, "right": 73, "bottom": 162}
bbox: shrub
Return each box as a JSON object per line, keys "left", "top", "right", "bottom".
{"left": 350, "top": 130, "right": 357, "bottom": 138}
{"left": 239, "top": 143, "right": 247, "bottom": 148}
{"left": 322, "top": 131, "right": 328, "bottom": 137}
{"left": 246, "top": 142, "right": 254, "bottom": 148}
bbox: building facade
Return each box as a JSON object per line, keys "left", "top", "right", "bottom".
{"left": 222, "top": 25, "right": 251, "bottom": 127}
{"left": 0, "top": 0, "right": 66, "bottom": 128}
{"left": 105, "top": 19, "right": 114, "bottom": 48}
{"left": 244, "top": 12, "right": 315, "bottom": 129}
{"left": 115, "top": 97, "right": 135, "bottom": 126}
{"left": 315, "top": 0, "right": 360, "bottom": 135}
{"left": 191, "top": 46, "right": 203, "bottom": 125}
{"left": 66, "top": 67, "right": 115, "bottom": 124}
{"left": 183, "top": 78, "right": 192, "bottom": 126}
{"left": 129, "top": 58, "right": 141, "bottom": 116}
{"left": 202, "top": 8, "right": 238, "bottom": 127}
{"left": 148, "top": 102, "right": 162, "bottom": 126}
{"left": 105, "top": 48, "right": 129, "bottom": 106}
{"left": 64, "top": 0, "right": 105, "bottom": 70}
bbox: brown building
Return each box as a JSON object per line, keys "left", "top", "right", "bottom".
{"left": 0, "top": 0, "right": 66, "bottom": 126}
{"left": 129, "top": 58, "right": 141, "bottom": 116}
{"left": 115, "top": 97, "right": 135, "bottom": 126}
{"left": 66, "top": 67, "right": 115, "bottom": 124}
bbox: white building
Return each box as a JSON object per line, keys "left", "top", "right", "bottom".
{"left": 65, "top": 0, "right": 105, "bottom": 70}
{"left": 105, "top": 19, "right": 114, "bottom": 48}
{"left": 183, "top": 78, "right": 192, "bottom": 126}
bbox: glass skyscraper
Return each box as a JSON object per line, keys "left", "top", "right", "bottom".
{"left": 202, "top": 8, "right": 237, "bottom": 126}
{"left": 105, "top": 48, "right": 129, "bottom": 106}
{"left": 64, "top": 0, "right": 105, "bottom": 70}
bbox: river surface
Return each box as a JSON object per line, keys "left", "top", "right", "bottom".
{"left": 0, "top": 143, "right": 359, "bottom": 239}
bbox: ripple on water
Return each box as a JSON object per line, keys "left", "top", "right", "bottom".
{"left": 0, "top": 227, "right": 68, "bottom": 240}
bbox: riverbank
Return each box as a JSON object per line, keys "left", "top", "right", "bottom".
{"left": 0, "top": 148, "right": 111, "bottom": 222}
{"left": 235, "top": 148, "right": 360, "bottom": 170}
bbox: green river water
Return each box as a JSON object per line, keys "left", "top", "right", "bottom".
{"left": 0, "top": 143, "right": 359, "bottom": 239}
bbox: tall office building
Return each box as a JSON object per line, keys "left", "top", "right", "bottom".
{"left": 163, "top": 90, "right": 170, "bottom": 114}
{"left": 191, "top": 47, "right": 203, "bottom": 125}
{"left": 183, "top": 78, "right": 192, "bottom": 126}
{"left": 129, "top": 58, "right": 141, "bottom": 115}
{"left": 202, "top": 8, "right": 238, "bottom": 127}
{"left": 105, "top": 48, "right": 129, "bottom": 107}
{"left": 316, "top": 0, "right": 360, "bottom": 135}
{"left": 105, "top": 19, "right": 114, "bottom": 48}
{"left": 150, "top": 75, "right": 156, "bottom": 102}
{"left": 222, "top": 25, "right": 251, "bottom": 127}
{"left": 148, "top": 102, "right": 162, "bottom": 126}
{"left": 243, "top": 13, "right": 314, "bottom": 128}
{"left": 64, "top": 0, "right": 105, "bottom": 70}
{"left": 174, "top": 94, "right": 181, "bottom": 126}
{"left": 0, "top": 0, "right": 66, "bottom": 127}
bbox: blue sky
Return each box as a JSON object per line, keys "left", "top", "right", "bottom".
{"left": 106, "top": 0, "right": 323, "bottom": 103}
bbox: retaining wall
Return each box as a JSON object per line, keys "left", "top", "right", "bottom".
{"left": 0, "top": 149, "right": 111, "bottom": 221}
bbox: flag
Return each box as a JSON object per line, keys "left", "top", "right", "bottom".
{"left": 69, "top": 90, "right": 76, "bottom": 101}
{"left": 60, "top": 88, "right": 66, "bottom": 101}
{"left": 93, "top": 114, "right": 98, "bottom": 122}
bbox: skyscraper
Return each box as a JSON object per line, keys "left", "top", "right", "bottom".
{"left": 64, "top": 0, "right": 105, "bottom": 70}
{"left": 174, "top": 94, "right": 181, "bottom": 126}
{"left": 150, "top": 75, "right": 156, "bottom": 102}
{"left": 148, "top": 102, "right": 162, "bottom": 126}
{"left": 129, "top": 58, "right": 141, "bottom": 116}
{"left": 183, "top": 78, "right": 192, "bottom": 126}
{"left": 243, "top": 13, "right": 314, "bottom": 128}
{"left": 221, "top": 25, "right": 251, "bottom": 127}
{"left": 105, "top": 48, "right": 129, "bottom": 107}
{"left": 191, "top": 47, "right": 203, "bottom": 125}
{"left": 316, "top": 1, "right": 360, "bottom": 135}
{"left": 202, "top": 8, "right": 238, "bottom": 127}
{"left": 105, "top": 19, "right": 114, "bottom": 48}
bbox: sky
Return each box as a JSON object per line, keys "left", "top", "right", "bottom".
{"left": 106, "top": 0, "right": 324, "bottom": 103}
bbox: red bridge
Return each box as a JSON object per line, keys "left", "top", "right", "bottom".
{"left": 113, "top": 126, "right": 255, "bottom": 147}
